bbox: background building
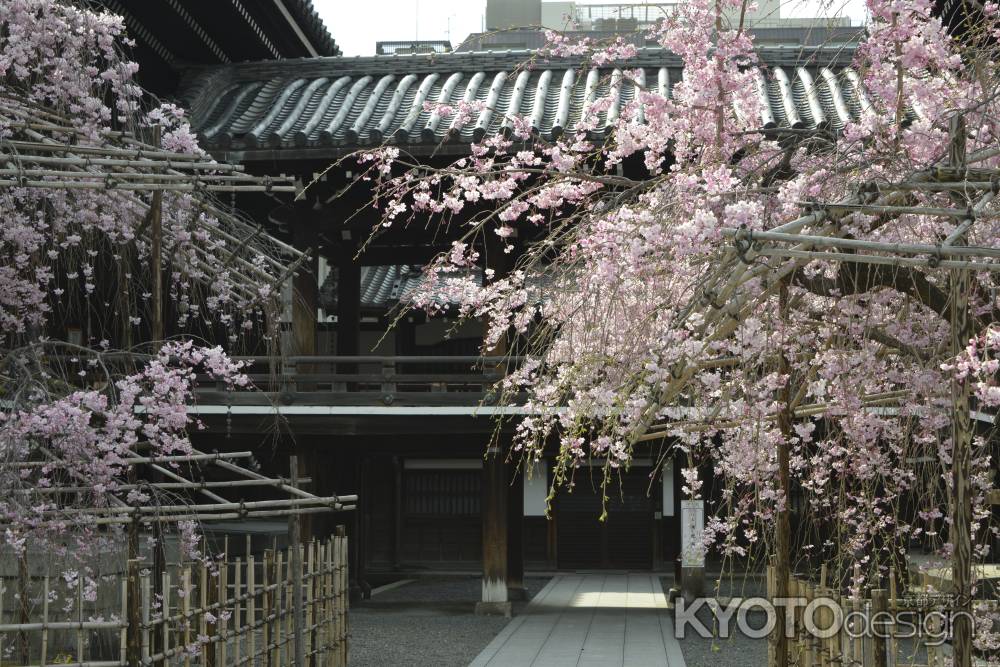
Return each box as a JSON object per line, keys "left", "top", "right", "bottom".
{"left": 458, "top": 0, "right": 860, "bottom": 50}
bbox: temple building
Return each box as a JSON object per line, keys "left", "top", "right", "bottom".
{"left": 99, "top": 0, "right": 878, "bottom": 601}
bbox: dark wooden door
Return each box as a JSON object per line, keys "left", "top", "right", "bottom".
{"left": 400, "top": 468, "right": 481, "bottom": 564}
{"left": 556, "top": 466, "right": 654, "bottom": 570}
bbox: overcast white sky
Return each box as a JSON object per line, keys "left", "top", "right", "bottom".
{"left": 314, "top": 0, "right": 868, "bottom": 57}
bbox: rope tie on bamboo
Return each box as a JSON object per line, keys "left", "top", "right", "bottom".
{"left": 734, "top": 225, "right": 754, "bottom": 264}
{"left": 863, "top": 181, "right": 880, "bottom": 202}
{"left": 15, "top": 156, "right": 27, "bottom": 188}
{"left": 701, "top": 287, "right": 724, "bottom": 310}
{"left": 928, "top": 246, "right": 942, "bottom": 268}
{"left": 263, "top": 175, "right": 273, "bottom": 193}
{"left": 238, "top": 500, "right": 248, "bottom": 519}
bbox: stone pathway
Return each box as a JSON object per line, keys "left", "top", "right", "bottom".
{"left": 469, "top": 574, "right": 686, "bottom": 667}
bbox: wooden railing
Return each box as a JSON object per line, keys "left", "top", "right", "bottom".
{"left": 43, "top": 352, "right": 522, "bottom": 407}
{"left": 198, "top": 355, "right": 523, "bottom": 407}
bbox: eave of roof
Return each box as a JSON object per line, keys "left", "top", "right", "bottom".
{"left": 180, "top": 45, "right": 867, "bottom": 162}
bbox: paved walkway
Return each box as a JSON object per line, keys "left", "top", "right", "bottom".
{"left": 469, "top": 574, "right": 686, "bottom": 667}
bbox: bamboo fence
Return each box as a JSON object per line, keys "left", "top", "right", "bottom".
{"left": 767, "top": 563, "right": 997, "bottom": 667}
{"left": 0, "top": 530, "right": 349, "bottom": 667}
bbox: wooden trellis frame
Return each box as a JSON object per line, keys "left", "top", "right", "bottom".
{"left": 0, "top": 93, "right": 308, "bottom": 306}
{"left": 4, "top": 446, "right": 357, "bottom": 528}
{"left": 0, "top": 92, "right": 355, "bottom": 665}
{"left": 632, "top": 116, "right": 996, "bottom": 667}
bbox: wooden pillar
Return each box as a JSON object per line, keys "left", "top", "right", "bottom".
{"left": 392, "top": 455, "right": 403, "bottom": 570}
{"left": 395, "top": 315, "right": 416, "bottom": 355}
{"left": 291, "top": 202, "right": 318, "bottom": 542}
{"left": 507, "top": 462, "right": 525, "bottom": 600}
{"left": 336, "top": 231, "right": 361, "bottom": 361}
{"left": 357, "top": 455, "right": 370, "bottom": 598}
{"left": 291, "top": 209, "right": 318, "bottom": 361}
{"left": 948, "top": 114, "right": 973, "bottom": 667}
{"left": 477, "top": 230, "right": 514, "bottom": 616}
{"left": 476, "top": 444, "right": 511, "bottom": 616}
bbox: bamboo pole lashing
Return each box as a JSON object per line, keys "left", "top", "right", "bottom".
{"left": 7, "top": 116, "right": 299, "bottom": 286}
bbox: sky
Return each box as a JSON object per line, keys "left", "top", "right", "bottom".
{"left": 314, "top": 0, "right": 869, "bottom": 57}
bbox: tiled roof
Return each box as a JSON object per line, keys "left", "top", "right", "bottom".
{"left": 281, "top": 0, "right": 340, "bottom": 57}
{"left": 182, "top": 47, "right": 866, "bottom": 157}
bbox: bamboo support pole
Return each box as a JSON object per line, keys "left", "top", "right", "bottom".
{"left": 721, "top": 225, "right": 1000, "bottom": 259}
{"left": 0, "top": 165, "right": 284, "bottom": 184}
{"left": 141, "top": 574, "right": 151, "bottom": 665}
{"left": 766, "top": 564, "right": 776, "bottom": 667}
{"left": 13, "top": 451, "right": 252, "bottom": 468}
{"left": 199, "top": 559, "right": 209, "bottom": 667}
{"left": 30, "top": 493, "right": 354, "bottom": 517}
{"left": 288, "top": 456, "right": 306, "bottom": 667}
{"left": 248, "top": 556, "right": 256, "bottom": 666}
{"left": 338, "top": 526, "right": 348, "bottom": 667}
{"left": 817, "top": 568, "right": 828, "bottom": 667}
{"left": 307, "top": 540, "right": 315, "bottom": 667}
{"left": 40, "top": 576, "right": 48, "bottom": 666}
{"left": 801, "top": 202, "right": 981, "bottom": 218}
{"left": 217, "top": 555, "right": 226, "bottom": 667}
{"left": 13, "top": 504, "right": 357, "bottom": 529}
{"left": 27, "top": 477, "right": 315, "bottom": 494}
{"left": 2, "top": 138, "right": 248, "bottom": 167}
{"left": 180, "top": 565, "right": 191, "bottom": 667}
{"left": 18, "top": 552, "right": 29, "bottom": 664}
{"left": 162, "top": 571, "right": 171, "bottom": 667}
{"left": 852, "top": 565, "right": 863, "bottom": 665}
{"left": 889, "top": 567, "right": 899, "bottom": 666}
{"left": 756, "top": 247, "right": 1000, "bottom": 271}
{"left": 214, "top": 460, "right": 321, "bottom": 501}
{"left": 872, "top": 588, "right": 889, "bottom": 667}
{"left": 264, "top": 550, "right": 273, "bottom": 667}
{"left": 120, "top": 579, "right": 128, "bottom": 667}
{"left": 233, "top": 558, "right": 242, "bottom": 666}
{"left": 277, "top": 549, "right": 285, "bottom": 667}
{"left": 1, "top": 578, "right": 7, "bottom": 661}
{"left": 0, "top": 177, "right": 295, "bottom": 192}
{"left": 0, "top": 620, "right": 125, "bottom": 632}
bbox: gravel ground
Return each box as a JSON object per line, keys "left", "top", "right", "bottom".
{"left": 665, "top": 575, "right": 771, "bottom": 667}
{"left": 348, "top": 576, "right": 550, "bottom": 667}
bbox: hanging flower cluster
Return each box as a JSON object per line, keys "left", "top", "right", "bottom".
{"left": 353, "top": 0, "right": 1000, "bottom": 625}
{"left": 0, "top": 0, "right": 277, "bottom": 625}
